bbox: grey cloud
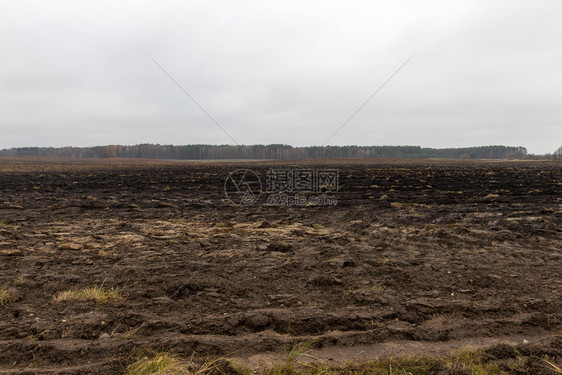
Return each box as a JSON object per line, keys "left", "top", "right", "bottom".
{"left": 1, "top": 0, "right": 560, "bottom": 154}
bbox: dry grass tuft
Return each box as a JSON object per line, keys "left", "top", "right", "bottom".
{"left": 125, "top": 351, "right": 225, "bottom": 375}
{"left": 126, "top": 352, "right": 187, "bottom": 375}
{"left": 54, "top": 286, "right": 122, "bottom": 304}
{"left": 0, "top": 289, "right": 16, "bottom": 305}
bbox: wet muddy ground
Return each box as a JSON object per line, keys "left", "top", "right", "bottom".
{"left": 0, "top": 158, "right": 560, "bottom": 373}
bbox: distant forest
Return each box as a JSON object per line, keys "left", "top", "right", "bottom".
{"left": 0, "top": 144, "right": 534, "bottom": 160}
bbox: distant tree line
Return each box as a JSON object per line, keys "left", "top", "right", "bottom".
{"left": 0, "top": 144, "right": 530, "bottom": 160}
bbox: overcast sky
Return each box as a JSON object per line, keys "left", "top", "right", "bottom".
{"left": 1, "top": 1, "right": 561, "bottom": 154}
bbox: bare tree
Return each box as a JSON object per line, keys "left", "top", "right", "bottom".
{"left": 554, "top": 145, "right": 562, "bottom": 161}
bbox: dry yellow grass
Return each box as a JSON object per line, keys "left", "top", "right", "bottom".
{"left": 53, "top": 286, "right": 122, "bottom": 304}
{"left": 543, "top": 358, "right": 562, "bottom": 374}
{"left": 0, "top": 289, "right": 16, "bottom": 305}
{"left": 125, "top": 352, "right": 224, "bottom": 375}
{"left": 121, "top": 346, "right": 562, "bottom": 375}
{"left": 126, "top": 352, "right": 188, "bottom": 375}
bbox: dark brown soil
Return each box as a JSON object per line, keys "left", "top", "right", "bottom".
{"left": 0, "top": 158, "right": 560, "bottom": 373}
